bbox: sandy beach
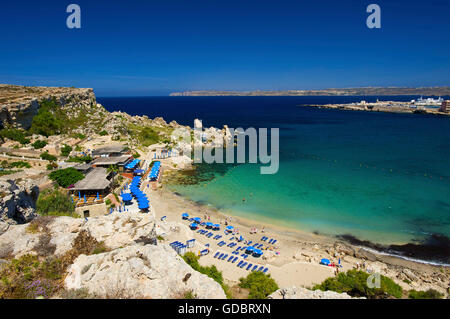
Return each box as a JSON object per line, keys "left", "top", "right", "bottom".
{"left": 143, "top": 166, "right": 449, "bottom": 295}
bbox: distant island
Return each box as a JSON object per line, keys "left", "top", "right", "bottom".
{"left": 170, "top": 87, "right": 450, "bottom": 96}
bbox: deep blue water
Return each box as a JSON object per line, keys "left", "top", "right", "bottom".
{"left": 99, "top": 96, "right": 450, "bottom": 263}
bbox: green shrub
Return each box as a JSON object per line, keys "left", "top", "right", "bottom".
{"left": 29, "top": 98, "right": 63, "bottom": 137}
{"left": 0, "top": 128, "right": 30, "bottom": 145}
{"left": 67, "top": 156, "right": 92, "bottom": 163}
{"left": 408, "top": 289, "right": 443, "bottom": 299}
{"left": 46, "top": 162, "right": 57, "bottom": 170}
{"left": 0, "top": 254, "right": 61, "bottom": 299}
{"left": 48, "top": 168, "right": 84, "bottom": 188}
{"left": 32, "top": 140, "right": 48, "bottom": 149}
{"left": 36, "top": 188, "right": 76, "bottom": 217}
{"left": 10, "top": 161, "right": 31, "bottom": 169}
{"left": 40, "top": 152, "right": 57, "bottom": 161}
{"left": 238, "top": 271, "right": 279, "bottom": 299}
{"left": 75, "top": 133, "right": 86, "bottom": 139}
{"left": 0, "top": 170, "right": 16, "bottom": 177}
{"left": 99, "top": 130, "right": 108, "bottom": 136}
{"left": 183, "top": 252, "right": 232, "bottom": 298}
{"left": 60, "top": 144, "right": 72, "bottom": 157}
{"left": 313, "top": 270, "right": 403, "bottom": 299}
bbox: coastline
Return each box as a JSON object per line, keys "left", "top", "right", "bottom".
{"left": 302, "top": 102, "right": 450, "bottom": 116}
{"left": 148, "top": 167, "right": 449, "bottom": 294}
{"left": 167, "top": 184, "right": 449, "bottom": 267}
{"left": 164, "top": 167, "right": 450, "bottom": 266}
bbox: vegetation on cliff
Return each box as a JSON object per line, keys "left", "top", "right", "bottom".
{"left": 408, "top": 288, "right": 443, "bottom": 299}
{"left": 0, "top": 128, "right": 30, "bottom": 145}
{"left": 182, "top": 252, "right": 232, "bottom": 298}
{"left": 0, "top": 228, "right": 108, "bottom": 299}
{"left": 313, "top": 269, "right": 403, "bottom": 299}
{"left": 36, "top": 188, "right": 76, "bottom": 217}
{"left": 238, "top": 271, "right": 279, "bottom": 299}
{"left": 48, "top": 168, "right": 84, "bottom": 188}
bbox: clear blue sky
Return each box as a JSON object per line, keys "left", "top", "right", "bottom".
{"left": 0, "top": 0, "right": 449, "bottom": 96}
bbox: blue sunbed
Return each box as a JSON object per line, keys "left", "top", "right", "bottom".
{"left": 228, "top": 256, "right": 234, "bottom": 262}
{"left": 218, "top": 253, "right": 224, "bottom": 259}
{"left": 241, "top": 262, "right": 247, "bottom": 268}
{"left": 258, "top": 266, "right": 264, "bottom": 272}
{"left": 263, "top": 268, "right": 268, "bottom": 273}
{"left": 214, "top": 252, "right": 220, "bottom": 258}
{"left": 237, "top": 261, "right": 243, "bottom": 267}
{"left": 252, "top": 265, "right": 258, "bottom": 271}
{"left": 222, "top": 254, "right": 228, "bottom": 260}
{"left": 246, "top": 263, "right": 253, "bottom": 270}
{"left": 232, "top": 257, "right": 238, "bottom": 263}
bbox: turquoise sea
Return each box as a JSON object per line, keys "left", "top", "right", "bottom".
{"left": 100, "top": 96, "right": 450, "bottom": 263}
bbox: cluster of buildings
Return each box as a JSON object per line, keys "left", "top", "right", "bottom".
{"left": 67, "top": 144, "right": 157, "bottom": 217}
{"left": 439, "top": 100, "right": 450, "bottom": 113}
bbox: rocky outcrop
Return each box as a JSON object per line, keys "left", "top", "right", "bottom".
{"left": 0, "top": 212, "right": 226, "bottom": 298}
{"left": 0, "top": 179, "right": 39, "bottom": 234}
{"left": 65, "top": 244, "right": 226, "bottom": 299}
{"left": 0, "top": 85, "right": 96, "bottom": 130}
{"left": 0, "top": 212, "right": 162, "bottom": 257}
{"left": 268, "top": 286, "right": 365, "bottom": 299}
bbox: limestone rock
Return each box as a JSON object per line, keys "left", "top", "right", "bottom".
{"left": 354, "top": 248, "right": 377, "bottom": 261}
{"left": 0, "top": 179, "right": 39, "bottom": 234}
{"left": 65, "top": 244, "right": 226, "bottom": 299}
{"left": 402, "top": 268, "right": 419, "bottom": 282}
{"left": 0, "top": 212, "right": 159, "bottom": 257}
{"left": 268, "top": 286, "right": 365, "bottom": 299}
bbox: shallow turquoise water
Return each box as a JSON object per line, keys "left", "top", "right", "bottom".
{"left": 101, "top": 96, "right": 450, "bottom": 247}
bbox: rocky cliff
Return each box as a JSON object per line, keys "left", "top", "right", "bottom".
{"left": 0, "top": 85, "right": 96, "bottom": 130}
{"left": 0, "top": 212, "right": 226, "bottom": 299}
{"left": 268, "top": 286, "right": 365, "bottom": 299}
{"left": 0, "top": 179, "right": 39, "bottom": 234}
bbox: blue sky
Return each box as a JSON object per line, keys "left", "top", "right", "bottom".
{"left": 0, "top": 0, "right": 449, "bottom": 96}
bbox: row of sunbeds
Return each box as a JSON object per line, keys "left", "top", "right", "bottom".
{"left": 213, "top": 251, "right": 269, "bottom": 273}
{"left": 261, "top": 236, "right": 277, "bottom": 244}
{"left": 197, "top": 229, "right": 223, "bottom": 240}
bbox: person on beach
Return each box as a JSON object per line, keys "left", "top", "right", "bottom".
{"left": 262, "top": 226, "right": 265, "bottom": 233}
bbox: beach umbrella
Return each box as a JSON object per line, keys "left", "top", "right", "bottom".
{"left": 253, "top": 249, "right": 263, "bottom": 257}
{"left": 320, "top": 258, "right": 331, "bottom": 266}
{"left": 226, "top": 226, "right": 233, "bottom": 230}
{"left": 182, "top": 213, "right": 189, "bottom": 219}
{"left": 206, "top": 222, "right": 213, "bottom": 228}
{"left": 193, "top": 217, "right": 201, "bottom": 223}
{"left": 96, "top": 192, "right": 99, "bottom": 200}
{"left": 189, "top": 223, "right": 198, "bottom": 230}
{"left": 138, "top": 203, "right": 149, "bottom": 210}
{"left": 213, "top": 224, "right": 220, "bottom": 230}
{"left": 245, "top": 246, "right": 255, "bottom": 254}
{"left": 84, "top": 194, "right": 86, "bottom": 203}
